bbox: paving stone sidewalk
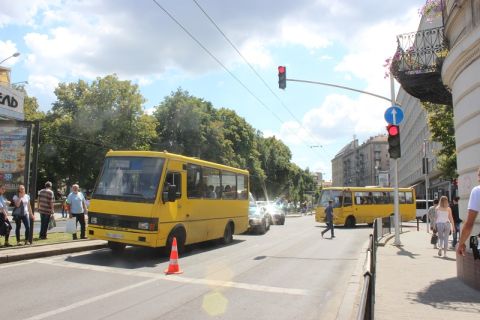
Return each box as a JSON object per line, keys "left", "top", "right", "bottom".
{"left": 375, "top": 228, "right": 480, "bottom": 319}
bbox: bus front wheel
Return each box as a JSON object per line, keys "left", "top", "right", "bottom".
{"left": 166, "top": 229, "right": 186, "bottom": 256}
{"left": 108, "top": 241, "right": 126, "bottom": 254}
{"left": 345, "top": 216, "right": 356, "bottom": 228}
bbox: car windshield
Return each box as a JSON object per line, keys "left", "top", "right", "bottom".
{"left": 93, "top": 156, "right": 164, "bottom": 203}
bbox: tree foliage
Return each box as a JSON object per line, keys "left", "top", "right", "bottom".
{"left": 24, "top": 78, "right": 315, "bottom": 201}
{"left": 422, "top": 102, "right": 457, "bottom": 179}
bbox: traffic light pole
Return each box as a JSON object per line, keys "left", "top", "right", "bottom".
{"left": 283, "top": 71, "right": 403, "bottom": 244}
{"left": 390, "top": 74, "right": 401, "bottom": 246}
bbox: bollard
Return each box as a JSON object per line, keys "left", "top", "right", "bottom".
{"left": 416, "top": 217, "right": 420, "bottom": 231}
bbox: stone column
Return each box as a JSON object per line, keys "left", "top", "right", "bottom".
{"left": 442, "top": 0, "right": 480, "bottom": 290}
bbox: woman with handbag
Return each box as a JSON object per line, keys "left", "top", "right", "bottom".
{"left": 12, "top": 184, "right": 34, "bottom": 245}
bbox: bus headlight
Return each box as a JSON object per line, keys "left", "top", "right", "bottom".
{"left": 90, "top": 217, "right": 98, "bottom": 224}
{"left": 138, "top": 222, "right": 150, "bottom": 230}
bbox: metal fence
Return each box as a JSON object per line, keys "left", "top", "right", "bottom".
{"left": 358, "top": 217, "right": 401, "bottom": 320}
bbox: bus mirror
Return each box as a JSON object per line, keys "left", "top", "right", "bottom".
{"left": 162, "top": 185, "right": 177, "bottom": 203}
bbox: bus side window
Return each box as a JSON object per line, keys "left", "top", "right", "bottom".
{"left": 187, "top": 164, "right": 203, "bottom": 198}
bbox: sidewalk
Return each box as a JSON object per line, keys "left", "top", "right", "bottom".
{"left": 375, "top": 228, "right": 480, "bottom": 319}
{"left": 0, "top": 239, "right": 107, "bottom": 263}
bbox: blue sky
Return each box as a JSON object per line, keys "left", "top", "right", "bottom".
{"left": 0, "top": 0, "right": 428, "bottom": 180}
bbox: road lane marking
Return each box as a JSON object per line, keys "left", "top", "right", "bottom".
{"left": 23, "top": 278, "right": 157, "bottom": 320}
{"left": 0, "top": 260, "right": 34, "bottom": 269}
{"left": 37, "top": 258, "right": 308, "bottom": 296}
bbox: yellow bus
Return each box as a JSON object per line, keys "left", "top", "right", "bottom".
{"left": 87, "top": 150, "right": 250, "bottom": 253}
{"left": 315, "top": 187, "right": 416, "bottom": 227}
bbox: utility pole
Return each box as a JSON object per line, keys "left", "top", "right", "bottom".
{"left": 390, "top": 74, "right": 401, "bottom": 246}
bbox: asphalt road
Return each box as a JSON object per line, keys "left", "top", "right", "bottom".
{"left": 0, "top": 216, "right": 371, "bottom": 320}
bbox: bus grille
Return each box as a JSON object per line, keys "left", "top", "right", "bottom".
{"left": 88, "top": 212, "right": 158, "bottom": 231}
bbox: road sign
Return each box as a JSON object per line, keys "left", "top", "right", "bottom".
{"left": 384, "top": 105, "right": 404, "bottom": 125}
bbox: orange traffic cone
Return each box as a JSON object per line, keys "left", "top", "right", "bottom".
{"left": 164, "top": 237, "right": 183, "bottom": 275}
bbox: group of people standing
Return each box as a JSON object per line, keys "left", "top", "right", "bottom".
{"left": 0, "top": 182, "right": 88, "bottom": 247}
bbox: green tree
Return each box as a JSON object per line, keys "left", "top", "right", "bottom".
{"left": 422, "top": 102, "right": 457, "bottom": 179}
{"left": 41, "top": 74, "right": 157, "bottom": 190}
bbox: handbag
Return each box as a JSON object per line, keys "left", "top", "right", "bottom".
{"left": 65, "top": 218, "right": 77, "bottom": 234}
{"left": 430, "top": 233, "right": 438, "bottom": 244}
{"left": 12, "top": 204, "right": 25, "bottom": 219}
{"left": 48, "top": 215, "right": 56, "bottom": 230}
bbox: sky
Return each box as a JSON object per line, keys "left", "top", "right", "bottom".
{"left": 0, "top": 0, "right": 428, "bottom": 181}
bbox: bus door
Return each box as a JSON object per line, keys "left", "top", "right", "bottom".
{"left": 341, "top": 190, "right": 354, "bottom": 225}
{"left": 161, "top": 160, "right": 184, "bottom": 244}
{"left": 353, "top": 192, "right": 372, "bottom": 224}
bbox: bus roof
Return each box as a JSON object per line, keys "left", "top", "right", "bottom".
{"left": 105, "top": 150, "right": 249, "bottom": 175}
{"left": 321, "top": 186, "right": 414, "bottom": 192}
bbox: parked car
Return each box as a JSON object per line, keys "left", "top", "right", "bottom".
{"left": 416, "top": 199, "right": 434, "bottom": 222}
{"left": 249, "top": 197, "right": 270, "bottom": 234}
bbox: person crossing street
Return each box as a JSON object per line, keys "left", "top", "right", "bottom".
{"left": 321, "top": 200, "right": 335, "bottom": 239}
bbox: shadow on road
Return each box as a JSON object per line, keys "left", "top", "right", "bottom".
{"left": 64, "top": 239, "right": 245, "bottom": 269}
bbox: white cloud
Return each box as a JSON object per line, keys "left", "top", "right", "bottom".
{"left": 240, "top": 40, "right": 273, "bottom": 69}
{"left": 27, "top": 74, "right": 59, "bottom": 109}
{"left": 0, "top": 40, "right": 20, "bottom": 67}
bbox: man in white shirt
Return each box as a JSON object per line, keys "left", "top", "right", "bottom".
{"left": 457, "top": 167, "right": 480, "bottom": 256}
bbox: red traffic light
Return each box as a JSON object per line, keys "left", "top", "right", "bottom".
{"left": 387, "top": 124, "right": 399, "bottom": 136}
{"left": 278, "top": 66, "right": 286, "bottom": 89}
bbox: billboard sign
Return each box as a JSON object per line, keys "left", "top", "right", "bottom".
{"left": 0, "top": 121, "right": 32, "bottom": 191}
{"left": 0, "top": 84, "right": 25, "bottom": 120}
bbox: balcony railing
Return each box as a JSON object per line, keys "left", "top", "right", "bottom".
{"left": 391, "top": 26, "right": 452, "bottom": 105}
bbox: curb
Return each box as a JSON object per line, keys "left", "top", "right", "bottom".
{"left": 0, "top": 241, "right": 107, "bottom": 264}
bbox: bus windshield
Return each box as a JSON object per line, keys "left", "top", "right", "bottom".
{"left": 93, "top": 157, "right": 165, "bottom": 203}
{"left": 319, "top": 189, "right": 343, "bottom": 208}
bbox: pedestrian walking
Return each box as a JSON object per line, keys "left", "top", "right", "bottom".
{"left": 0, "top": 184, "right": 13, "bottom": 247}
{"left": 428, "top": 199, "right": 439, "bottom": 248}
{"left": 12, "top": 184, "right": 34, "bottom": 245}
{"left": 434, "top": 196, "right": 455, "bottom": 258}
{"left": 66, "top": 184, "right": 88, "bottom": 240}
{"left": 450, "top": 197, "right": 461, "bottom": 248}
{"left": 457, "top": 167, "right": 480, "bottom": 256}
{"left": 321, "top": 200, "right": 335, "bottom": 238}
{"left": 37, "top": 181, "right": 55, "bottom": 240}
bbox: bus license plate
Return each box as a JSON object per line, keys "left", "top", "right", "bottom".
{"left": 106, "top": 233, "right": 123, "bottom": 239}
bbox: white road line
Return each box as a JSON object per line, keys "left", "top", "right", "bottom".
{"left": 0, "top": 260, "right": 34, "bottom": 269}
{"left": 37, "top": 258, "right": 308, "bottom": 296}
{"left": 23, "top": 278, "right": 157, "bottom": 320}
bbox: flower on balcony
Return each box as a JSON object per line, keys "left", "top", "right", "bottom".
{"left": 418, "top": 0, "right": 444, "bottom": 22}
{"left": 383, "top": 49, "right": 401, "bottom": 79}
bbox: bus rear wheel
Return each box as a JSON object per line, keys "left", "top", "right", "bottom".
{"left": 345, "top": 216, "right": 356, "bottom": 228}
{"left": 221, "top": 222, "right": 234, "bottom": 245}
{"left": 108, "top": 241, "right": 126, "bottom": 254}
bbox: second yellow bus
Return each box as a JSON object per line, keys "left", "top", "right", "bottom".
{"left": 315, "top": 187, "right": 416, "bottom": 227}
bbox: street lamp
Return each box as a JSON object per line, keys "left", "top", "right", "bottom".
{"left": 0, "top": 52, "right": 20, "bottom": 65}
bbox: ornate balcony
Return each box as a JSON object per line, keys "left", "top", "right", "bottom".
{"left": 391, "top": 26, "right": 452, "bottom": 106}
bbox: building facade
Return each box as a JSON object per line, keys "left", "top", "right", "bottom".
{"left": 332, "top": 135, "right": 390, "bottom": 187}
{"left": 395, "top": 87, "right": 450, "bottom": 200}
{"left": 442, "top": 0, "right": 480, "bottom": 289}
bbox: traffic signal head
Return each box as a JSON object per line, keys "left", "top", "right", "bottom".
{"left": 278, "top": 66, "right": 286, "bottom": 89}
{"left": 387, "top": 124, "right": 401, "bottom": 159}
